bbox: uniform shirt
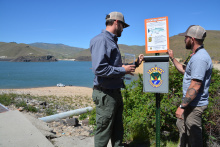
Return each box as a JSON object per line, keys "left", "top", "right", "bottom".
{"left": 90, "top": 30, "right": 126, "bottom": 89}
{"left": 183, "top": 47, "right": 213, "bottom": 106}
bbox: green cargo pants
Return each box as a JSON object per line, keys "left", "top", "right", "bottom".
{"left": 92, "top": 88, "right": 124, "bottom": 147}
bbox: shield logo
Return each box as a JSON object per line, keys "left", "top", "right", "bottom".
{"left": 148, "top": 67, "right": 164, "bottom": 88}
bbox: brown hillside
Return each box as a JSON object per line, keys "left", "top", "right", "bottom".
{"left": 0, "top": 42, "right": 52, "bottom": 58}
{"left": 0, "top": 30, "right": 219, "bottom": 61}
{"left": 170, "top": 30, "right": 220, "bottom": 61}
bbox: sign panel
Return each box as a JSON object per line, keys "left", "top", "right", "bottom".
{"left": 145, "top": 16, "right": 169, "bottom": 54}
{"left": 143, "top": 56, "right": 169, "bottom": 93}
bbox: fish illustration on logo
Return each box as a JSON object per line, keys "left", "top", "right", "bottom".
{"left": 147, "top": 67, "right": 165, "bottom": 88}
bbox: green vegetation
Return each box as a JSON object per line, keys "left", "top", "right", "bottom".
{"left": 0, "top": 93, "right": 16, "bottom": 106}
{"left": 45, "top": 108, "right": 57, "bottom": 116}
{"left": 0, "top": 94, "right": 39, "bottom": 113}
{"left": 87, "top": 65, "right": 220, "bottom": 146}
{"left": 0, "top": 93, "right": 88, "bottom": 116}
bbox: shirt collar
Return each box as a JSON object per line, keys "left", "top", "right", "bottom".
{"left": 195, "top": 44, "right": 204, "bottom": 53}
{"left": 102, "top": 29, "right": 118, "bottom": 42}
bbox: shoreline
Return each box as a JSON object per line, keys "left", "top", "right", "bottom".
{"left": 0, "top": 86, "right": 93, "bottom": 98}
{"left": 58, "top": 59, "right": 76, "bottom": 61}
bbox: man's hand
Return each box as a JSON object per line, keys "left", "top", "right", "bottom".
{"left": 176, "top": 107, "right": 184, "bottom": 119}
{"left": 122, "top": 65, "right": 136, "bottom": 75}
{"left": 138, "top": 54, "right": 144, "bottom": 64}
{"left": 167, "top": 49, "right": 186, "bottom": 74}
{"left": 167, "top": 49, "right": 174, "bottom": 59}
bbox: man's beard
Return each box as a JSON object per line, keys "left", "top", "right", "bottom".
{"left": 185, "top": 40, "right": 192, "bottom": 49}
{"left": 116, "top": 25, "right": 122, "bottom": 37}
{"left": 116, "top": 29, "right": 122, "bottom": 37}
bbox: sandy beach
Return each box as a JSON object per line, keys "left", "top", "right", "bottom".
{"left": 0, "top": 86, "right": 93, "bottom": 98}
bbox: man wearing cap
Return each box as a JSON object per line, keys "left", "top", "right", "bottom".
{"left": 90, "top": 12, "right": 141, "bottom": 147}
{"left": 168, "top": 25, "right": 212, "bottom": 147}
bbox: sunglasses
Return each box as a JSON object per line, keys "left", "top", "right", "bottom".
{"left": 114, "top": 20, "right": 126, "bottom": 28}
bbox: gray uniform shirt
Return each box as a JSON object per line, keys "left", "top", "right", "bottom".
{"left": 183, "top": 48, "right": 213, "bottom": 106}
{"left": 90, "top": 30, "right": 126, "bottom": 89}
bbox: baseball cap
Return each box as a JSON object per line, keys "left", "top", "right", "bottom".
{"left": 106, "top": 12, "right": 129, "bottom": 28}
{"left": 179, "top": 25, "right": 206, "bottom": 39}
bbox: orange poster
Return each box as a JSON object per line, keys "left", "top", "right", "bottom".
{"left": 145, "top": 16, "right": 169, "bottom": 54}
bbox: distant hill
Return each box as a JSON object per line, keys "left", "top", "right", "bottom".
{"left": 169, "top": 30, "right": 220, "bottom": 61}
{"left": 0, "top": 42, "right": 53, "bottom": 59}
{"left": 73, "top": 44, "right": 145, "bottom": 61}
{"left": 0, "top": 42, "right": 85, "bottom": 60}
{"left": 0, "top": 30, "right": 219, "bottom": 61}
{"left": 78, "top": 30, "right": 220, "bottom": 61}
{"left": 29, "top": 43, "right": 85, "bottom": 59}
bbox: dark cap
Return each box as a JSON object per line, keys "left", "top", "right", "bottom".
{"left": 179, "top": 25, "right": 206, "bottom": 39}
{"left": 106, "top": 12, "right": 129, "bottom": 28}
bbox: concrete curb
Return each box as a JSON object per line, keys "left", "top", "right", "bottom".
{"left": 0, "top": 110, "right": 54, "bottom": 147}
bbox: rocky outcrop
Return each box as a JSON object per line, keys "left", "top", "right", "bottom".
{"left": 11, "top": 55, "right": 58, "bottom": 62}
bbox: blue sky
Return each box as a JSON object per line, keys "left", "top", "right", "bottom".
{"left": 0, "top": 0, "right": 219, "bottom": 49}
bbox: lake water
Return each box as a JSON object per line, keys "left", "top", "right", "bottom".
{"left": 0, "top": 61, "right": 94, "bottom": 89}
{"left": 0, "top": 61, "right": 135, "bottom": 89}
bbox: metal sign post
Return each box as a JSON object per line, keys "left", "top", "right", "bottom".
{"left": 155, "top": 53, "right": 161, "bottom": 147}
{"left": 143, "top": 55, "right": 169, "bottom": 147}
{"left": 156, "top": 93, "right": 161, "bottom": 146}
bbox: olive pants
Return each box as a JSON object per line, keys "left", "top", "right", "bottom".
{"left": 176, "top": 105, "right": 207, "bottom": 147}
{"left": 92, "top": 88, "right": 124, "bottom": 147}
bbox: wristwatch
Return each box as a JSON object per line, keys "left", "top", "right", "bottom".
{"left": 179, "top": 105, "right": 185, "bottom": 109}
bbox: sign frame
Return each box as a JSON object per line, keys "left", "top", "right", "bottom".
{"left": 145, "top": 16, "right": 169, "bottom": 54}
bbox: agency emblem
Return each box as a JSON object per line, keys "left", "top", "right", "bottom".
{"left": 147, "top": 67, "right": 165, "bottom": 88}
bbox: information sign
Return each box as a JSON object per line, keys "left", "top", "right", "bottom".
{"left": 145, "top": 16, "right": 169, "bottom": 54}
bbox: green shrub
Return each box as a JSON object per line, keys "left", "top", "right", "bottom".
{"left": 45, "top": 108, "right": 56, "bottom": 116}
{"left": 202, "top": 68, "right": 220, "bottom": 146}
{"left": 122, "top": 73, "right": 180, "bottom": 144}
{"left": 15, "top": 100, "right": 27, "bottom": 108}
{"left": 25, "top": 105, "right": 38, "bottom": 113}
{"left": 0, "top": 93, "right": 16, "bottom": 106}
{"left": 121, "top": 66, "right": 220, "bottom": 145}
{"left": 15, "top": 100, "right": 38, "bottom": 113}
{"left": 87, "top": 66, "right": 220, "bottom": 145}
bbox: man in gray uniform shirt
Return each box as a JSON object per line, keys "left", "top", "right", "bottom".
{"left": 168, "top": 25, "right": 212, "bottom": 147}
{"left": 90, "top": 12, "right": 143, "bottom": 147}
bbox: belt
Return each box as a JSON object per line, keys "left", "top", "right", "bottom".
{"left": 93, "top": 85, "right": 120, "bottom": 92}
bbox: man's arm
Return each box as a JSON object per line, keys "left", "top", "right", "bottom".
{"left": 168, "top": 49, "right": 186, "bottom": 74}
{"left": 175, "top": 79, "right": 202, "bottom": 119}
{"left": 181, "top": 79, "right": 202, "bottom": 107}
{"left": 90, "top": 39, "right": 135, "bottom": 77}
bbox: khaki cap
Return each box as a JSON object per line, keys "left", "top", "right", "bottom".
{"left": 106, "top": 11, "right": 129, "bottom": 28}
{"left": 179, "top": 25, "right": 206, "bottom": 39}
